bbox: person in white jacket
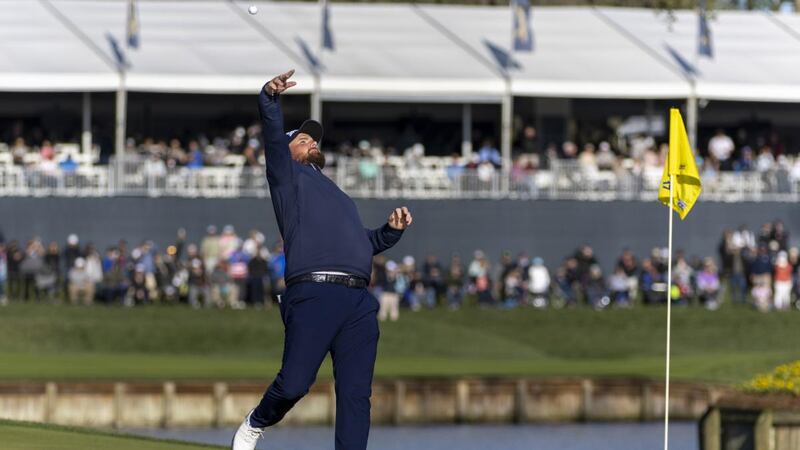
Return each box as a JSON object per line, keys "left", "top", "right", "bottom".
{"left": 528, "top": 257, "right": 550, "bottom": 308}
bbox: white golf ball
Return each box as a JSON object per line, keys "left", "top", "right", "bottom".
{"left": 248, "top": 5, "right": 258, "bottom": 15}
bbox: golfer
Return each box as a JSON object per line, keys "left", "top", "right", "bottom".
{"left": 232, "top": 69, "right": 413, "bottom": 450}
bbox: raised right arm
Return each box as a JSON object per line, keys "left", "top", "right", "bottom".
{"left": 258, "top": 87, "right": 293, "bottom": 186}
{"left": 258, "top": 70, "right": 297, "bottom": 187}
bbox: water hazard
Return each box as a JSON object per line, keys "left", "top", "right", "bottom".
{"left": 129, "top": 422, "right": 697, "bottom": 450}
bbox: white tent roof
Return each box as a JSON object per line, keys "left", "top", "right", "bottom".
{"left": 419, "top": 5, "right": 690, "bottom": 99}
{"left": 599, "top": 7, "right": 800, "bottom": 102}
{"left": 0, "top": 0, "right": 118, "bottom": 91}
{"left": 1, "top": 0, "right": 800, "bottom": 102}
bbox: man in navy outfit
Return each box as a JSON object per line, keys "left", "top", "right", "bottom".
{"left": 232, "top": 70, "right": 413, "bottom": 450}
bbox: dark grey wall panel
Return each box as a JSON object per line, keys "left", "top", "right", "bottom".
{"left": 1, "top": 197, "right": 797, "bottom": 271}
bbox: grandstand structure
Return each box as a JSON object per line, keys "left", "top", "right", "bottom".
{"left": 1, "top": 0, "right": 800, "bottom": 200}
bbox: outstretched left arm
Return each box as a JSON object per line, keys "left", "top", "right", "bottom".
{"left": 365, "top": 207, "right": 413, "bottom": 255}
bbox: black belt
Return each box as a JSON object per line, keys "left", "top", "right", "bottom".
{"left": 287, "top": 273, "right": 368, "bottom": 289}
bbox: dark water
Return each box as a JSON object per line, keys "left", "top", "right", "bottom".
{"left": 128, "top": 422, "right": 697, "bottom": 450}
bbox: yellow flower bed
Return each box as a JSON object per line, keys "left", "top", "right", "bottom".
{"left": 743, "top": 361, "right": 800, "bottom": 396}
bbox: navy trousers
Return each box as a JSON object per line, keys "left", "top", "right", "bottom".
{"left": 251, "top": 281, "right": 380, "bottom": 450}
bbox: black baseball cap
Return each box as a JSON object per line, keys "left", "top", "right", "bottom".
{"left": 286, "top": 119, "right": 323, "bottom": 144}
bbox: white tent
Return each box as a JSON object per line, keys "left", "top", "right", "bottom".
{"left": 1, "top": 1, "right": 800, "bottom": 103}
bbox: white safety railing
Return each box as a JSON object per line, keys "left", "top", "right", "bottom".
{"left": 0, "top": 156, "right": 798, "bottom": 201}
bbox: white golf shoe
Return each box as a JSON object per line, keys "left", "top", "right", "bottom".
{"left": 231, "top": 409, "right": 265, "bottom": 450}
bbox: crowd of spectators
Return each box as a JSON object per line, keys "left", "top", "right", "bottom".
{"left": 4, "top": 124, "right": 800, "bottom": 187}
{"left": 0, "top": 221, "right": 796, "bottom": 319}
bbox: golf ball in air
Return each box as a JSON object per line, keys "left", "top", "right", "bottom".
{"left": 248, "top": 5, "right": 258, "bottom": 14}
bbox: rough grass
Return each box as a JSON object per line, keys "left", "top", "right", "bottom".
{"left": 0, "top": 303, "right": 798, "bottom": 383}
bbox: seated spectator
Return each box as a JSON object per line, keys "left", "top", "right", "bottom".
{"left": 695, "top": 258, "right": 720, "bottom": 310}
{"left": 59, "top": 154, "right": 78, "bottom": 174}
{"left": 755, "top": 145, "right": 775, "bottom": 173}
{"left": 672, "top": 254, "right": 694, "bottom": 305}
{"left": 608, "top": 267, "right": 630, "bottom": 307}
{"left": 128, "top": 264, "right": 150, "bottom": 306}
{"left": 585, "top": 264, "right": 610, "bottom": 309}
{"left": 477, "top": 139, "right": 501, "bottom": 167}
{"left": 68, "top": 257, "right": 95, "bottom": 305}
{"left": 640, "top": 258, "right": 667, "bottom": 305}
{"left": 527, "top": 257, "right": 550, "bottom": 308}
{"left": 596, "top": 141, "right": 617, "bottom": 171}
{"left": 446, "top": 153, "right": 464, "bottom": 181}
{"left": 407, "top": 271, "right": 426, "bottom": 311}
{"left": 502, "top": 268, "right": 523, "bottom": 308}
{"left": 733, "top": 147, "right": 754, "bottom": 172}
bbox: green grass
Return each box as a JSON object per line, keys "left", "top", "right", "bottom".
{"left": 0, "top": 303, "right": 798, "bottom": 383}
{"left": 0, "top": 420, "right": 224, "bottom": 450}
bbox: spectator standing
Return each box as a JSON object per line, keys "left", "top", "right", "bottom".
{"left": 186, "top": 244, "right": 207, "bottom": 308}
{"left": 378, "top": 260, "right": 400, "bottom": 321}
{"left": 446, "top": 255, "right": 465, "bottom": 310}
{"left": 0, "top": 242, "right": 6, "bottom": 305}
{"left": 229, "top": 245, "right": 250, "bottom": 306}
{"left": 708, "top": 129, "right": 735, "bottom": 170}
{"left": 63, "top": 234, "right": 82, "bottom": 275}
{"left": 422, "top": 255, "right": 444, "bottom": 308}
{"left": 20, "top": 240, "right": 44, "bottom": 301}
{"left": 750, "top": 246, "right": 773, "bottom": 312}
{"left": 6, "top": 241, "right": 22, "bottom": 300}
{"left": 219, "top": 225, "right": 241, "bottom": 260}
{"left": 201, "top": 225, "right": 222, "bottom": 272}
{"left": 209, "top": 259, "right": 235, "bottom": 308}
{"left": 84, "top": 244, "right": 104, "bottom": 293}
{"left": 246, "top": 248, "right": 270, "bottom": 307}
{"left": 269, "top": 241, "right": 286, "bottom": 302}
{"left": 38, "top": 242, "right": 60, "bottom": 301}
{"left": 773, "top": 251, "right": 793, "bottom": 311}
{"left": 477, "top": 139, "right": 502, "bottom": 167}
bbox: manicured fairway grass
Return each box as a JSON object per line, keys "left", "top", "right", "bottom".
{"left": 0, "top": 303, "right": 798, "bottom": 383}
{"left": 0, "top": 420, "right": 224, "bottom": 450}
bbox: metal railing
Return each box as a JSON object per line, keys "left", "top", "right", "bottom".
{"left": 0, "top": 157, "right": 798, "bottom": 201}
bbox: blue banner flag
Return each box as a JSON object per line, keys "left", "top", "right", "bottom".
{"left": 322, "top": 0, "right": 334, "bottom": 51}
{"left": 698, "top": 0, "right": 713, "bottom": 58}
{"left": 106, "top": 33, "right": 127, "bottom": 69}
{"left": 483, "top": 39, "right": 521, "bottom": 72}
{"left": 127, "top": 0, "right": 140, "bottom": 49}
{"left": 512, "top": 0, "right": 533, "bottom": 52}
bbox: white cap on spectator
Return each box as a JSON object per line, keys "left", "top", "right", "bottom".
{"left": 223, "top": 225, "right": 235, "bottom": 234}
{"left": 67, "top": 234, "right": 79, "bottom": 245}
{"left": 74, "top": 257, "right": 85, "bottom": 268}
{"left": 402, "top": 255, "right": 415, "bottom": 267}
{"left": 386, "top": 260, "right": 398, "bottom": 271}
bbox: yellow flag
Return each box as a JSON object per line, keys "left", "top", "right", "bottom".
{"left": 658, "top": 108, "right": 702, "bottom": 220}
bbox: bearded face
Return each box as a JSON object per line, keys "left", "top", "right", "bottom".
{"left": 289, "top": 133, "right": 325, "bottom": 168}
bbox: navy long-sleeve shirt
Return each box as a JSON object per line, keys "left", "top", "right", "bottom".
{"left": 259, "top": 88, "right": 403, "bottom": 281}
